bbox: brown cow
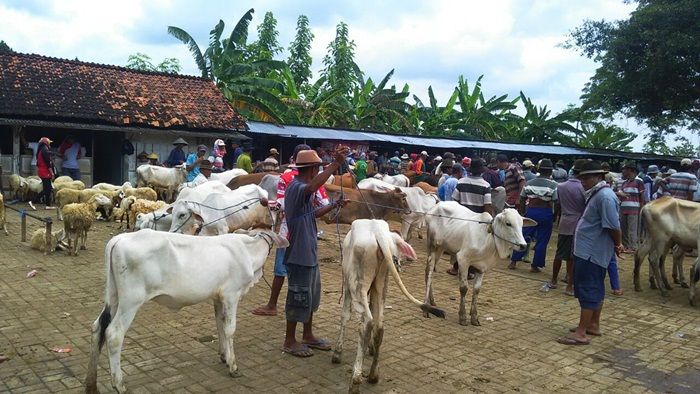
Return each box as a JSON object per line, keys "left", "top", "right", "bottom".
{"left": 226, "top": 172, "right": 279, "bottom": 190}
{"left": 414, "top": 182, "right": 437, "bottom": 194}
{"left": 330, "top": 173, "right": 357, "bottom": 188}
{"left": 323, "top": 183, "right": 409, "bottom": 224}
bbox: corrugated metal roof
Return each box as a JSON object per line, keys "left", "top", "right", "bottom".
{"left": 246, "top": 121, "right": 678, "bottom": 161}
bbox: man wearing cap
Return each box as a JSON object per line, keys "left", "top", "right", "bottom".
{"left": 185, "top": 144, "right": 208, "bottom": 182}
{"left": 461, "top": 157, "right": 472, "bottom": 177}
{"left": 482, "top": 158, "right": 503, "bottom": 189}
{"left": 614, "top": 162, "right": 646, "bottom": 253}
{"left": 282, "top": 146, "right": 349, "bottom": 357}
{"left": 522, "top": 160, "right": 537, "bottom": 181}
{"left": 498, "top": 153, "right": 526, "bottom": 210}
{"left": 236, "top": 144, "right": 254, "bottom": 173}
{"left": 58, "top": 135, "right": 82, "bottom": 180}
{"left": 548, "top": 159, "right": 586, "bottom": 294}
{"left": 261, "top": 148, "right": 280, "bottom": 172}
{"left": 165, "top": 138, "right": 188, "bottom": 167}
{"left": 553, "top": 160, "right": 568, "bottom": 183}
{"left": 399, "top": 153, "right": 410, "bottom": 173}
{"left": 643, "top": 165, "right": 660, "bottom": 201}
{"left": 147, "top": 153, "right": 159, "bottom": 166}
{"left": 438, "top": 163, "right": 462, "bottom": 202}
{"left": 510, "top": 159, "right": 558, "bottom": 272}
{"left": 181, "top": 159, "right": 213, "bottom": 188}
{"left": 558, "top": 161, "right": 622, "bottom": 346}
{"left": 415, "top": 151, "right": 427, "bottom": 175}
{"left": 36, "top": 137, "right": 56, "bottom": 209}
{"left": 660, "top": 159, "right": 697, "bottom": 201}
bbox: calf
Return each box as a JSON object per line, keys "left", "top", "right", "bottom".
{"left": 135, "top": 164, "right": 187, "bottom": 202}
{"left": 332, "top": 220, "right": 444, "bottom": 393}
{"left": 425, "top": 202, "right": 535, "bottom": 325}
{"left": 85, "top": 229, "right": 288, "bottom": 393}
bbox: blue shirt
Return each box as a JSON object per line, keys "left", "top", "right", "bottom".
{"left": 283, "top": 178, "right": 318, "bottom": 267}
{"left": 165, "top": 147, "right": 186, "bottom": 167}
{"left": 439, "top": 177, "right": 459, "bottom": 201}
{"left": 185, "top": 153, "right": 200, "bottom": 182}
{"left": 574, "top": 187, "right": 620, "bottom": 268}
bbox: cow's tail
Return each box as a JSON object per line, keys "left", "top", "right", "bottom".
{"left": 376, "top": 231, "right": 445, "bottom": 318}
{"left": 85, "top": 237, "right": 120, "bottom": 393}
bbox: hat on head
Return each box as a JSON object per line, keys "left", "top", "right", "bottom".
{"left": 451, "top": 163, "right": 464, "bottom": 173}
{"left": 647, "top": 165, "right": 659, "bottom": 174}
{"left": 291, "top": 150, "right": 323, "bottom": 168}
{"left": 497, "top": 153, "right": 509, "bottom": 162}
{"left": 538, "top": 159, "right": 553, "bottom": 170}
{"left": 663, "top": 167, "right": 676, "bottom": 175}
{"left": 269, "top": 148, "right": 279, "bottom": 155}
{"left": 434, "top": 155, "right": 442, "bottom": 161}
{"left": 197, "top": 144, "right": 207, "bottom": 152}
{"left": 147, "top": 153, "right": 158, "bottom": 160}
{"left": 488, "top": 158, "right": 498, "bottom": 169}
{"left": 522, "top": 159, "right": 534, "bottom": 168}
{"left": 172, "top": 137, "right": 188, "bottom": 146}
{"left": 421, "top": 150, "right": 428, "bottom": 156}
{"left": 556, "top": 160, "right": 565, "bottom": 167}
{"left": 39, "top": 137, "right": 52, "bottom": 145}
{"left": 293, "top": 144, "right": 312, "bottom": 162}
{"left": 578, "top": 160, "right": 608, "bottom": 176}
{"left": 681, "top": 158, "right": 692, "bottom": 166}
{"left": 572, "top": 159, "right": 587, "bottom": 174}
{"left": 601, "top": 162, "right": 611, "bottom": 171}
{"left": 401, "top": 153, "right": 409, "bottom": 160}
{"left": 443, "top": 152, "right": 455, "bottom": 159}
{"left": 394, "top": 151, "right": 400, "bottom": 156}
{"left": 462, "top": 157, "right": 472, "bottom": 167}
{"left": 622, "top": 161, "right": 637, "bottom": 171}
{"left": 215, "top": 139, "right": 225, "bottom": 147}
{"left": 199, "top": 159, "right": 213, "bottom": 170}
{"left": 470, "top": 158, "right": 484, "bottom": 173}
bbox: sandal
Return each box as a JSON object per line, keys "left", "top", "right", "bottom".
{"left": 302, "top": 339, "right": 332, "bottom": 351}
{"left": 282, "top": 344, "right": 314, "bottom": 357}
{"left": 612, "top": 289, "right": 624, "bottom": 296}
{"left": 508, "top": 263, "right": 517, "bottom": 270}
{"left": 546, "top": 282, "right": 558, "bottom": 289}
{"left": 569, "top": 327, "right": 602, "bottom": 337}
{"left": 251, "top": 306, "right": 277, "bottom": 316}
{"left": 557, "top": 336, "right": 590, "bottom": 346}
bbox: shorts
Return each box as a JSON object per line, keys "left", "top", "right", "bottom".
{"left": 285, "top": 263, "right": 321, "bottom": 323}
{"left": 555, "top": 234, "right": 574, "bottom": 261}
{"left": 273, "top": 248, "right": 287, "bottom": 277}
{"left": 573, "top": 255, "right": 607, "bottom": 310}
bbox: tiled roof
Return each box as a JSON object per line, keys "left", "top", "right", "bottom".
{"left": 0, "top": 52, "right": 247, "bottom": 131}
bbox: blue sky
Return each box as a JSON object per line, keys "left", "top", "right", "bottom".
{"left": 2, "top": 0, "right": 678, "bottom": 150}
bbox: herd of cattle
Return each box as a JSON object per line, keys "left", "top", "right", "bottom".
{"left": 3, "top": 163, "right": 699, "bottom": 393}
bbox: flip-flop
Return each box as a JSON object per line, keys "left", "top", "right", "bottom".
{"left": 282, "top": 344, "right": 314, "bottom": 357}
{"left": 546, "top": 282, "right": 558, "bottom": 289}
{"left": 564, "top": 290, "right": 575, "bottom": 296}
{"left": 302, "top": 339, "right": 332, "bottom": 351}
{"left": 557, "top": 336, "right": 590, "bottom": 346}
{"left": 508, "top": 263, "right": 517, "bottom": 270}
{"left": 251, "top": 307, "right": 277, "bottom": 316}
{"left": 569, "top": 327, "right": 602, "bottom": 337}
{"left": 446, "top": 268, "right": 458, "bottom": 276}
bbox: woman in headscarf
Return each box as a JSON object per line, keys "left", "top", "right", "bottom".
{"left": 209, "top": 139, "right": 227, "bottom": 172}
{"left": 36, "top": 137, "right": 56, "bottom": 209}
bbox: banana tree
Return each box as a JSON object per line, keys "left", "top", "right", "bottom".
{"left": 345, "top": 69, "right": 414, "bottom": 133}
{"left": 451, "top": 75, "right": 519, "bottom": 139}
{"left": 514, "top": 92, "right": 578, "bottom": 144}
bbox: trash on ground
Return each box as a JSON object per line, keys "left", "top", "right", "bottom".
{"left": 26, "top": 270, "right": 39, "bottom": 278}
{"left": 676, "top": 332, "right": 686, "bottom": 339}
{"left": 385, "top": 305, "right": 393, "bottom": 309}
{"left": 60, "top": 312, "right": 71, "bottom": 319}
{"left": 51, "top": 347, "right": 72, "bottom": 353}
{"left": 0, "top": 355, "right": 9, "bottom": 363}
{"left": 485, "top": 316, "right": 494, "bottom": 322}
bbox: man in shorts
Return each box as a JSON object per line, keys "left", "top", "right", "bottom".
{"left": 282, "top": 146, "right": 349, "bottom": 357}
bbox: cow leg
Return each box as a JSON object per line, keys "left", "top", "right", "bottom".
{"left": 332, "top": 285, "right": 352, "bottom": 364}
{"left": 649, "top": 248, "right": 670, "bottom": 297}
{"left": 470, "top": 272, "right": 484, "bottom": 326}
{"left": 673, "top": 246, "right": 688, "bottom": 288}
{"left": 106, "top": 302, "right": 141, "bottom": 394}
{"left": 424, "top": 246, "right": 443, "bottom": 314}
{"left": 659, "top": 249, "right": 673, "bottom": 291}
{"left": 350, "top": 297, "right": 372, "bottom": 394}
{"left": 367, "top": 275, "right": 387, "bottom": 384}
{"left": 458, "top": 264, "right": 470, "bottom": 326}
{"left": 400, "top": 219, "right": 412, "bottom": 243}
{"left": 634, "top": 241, "right": 650, "bottom": 291}
{"left": 222, "top": 293, "right": 242, "bottom": 377}
{"left": 213, "top": 298, "right": 226, "bottom": 363}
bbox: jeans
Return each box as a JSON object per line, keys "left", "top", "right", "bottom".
{"left": 41, "top": 178, "right": 53, "bottom": 205}
{"left": 511, "top": 207, "right": 554, "bottom": 268}
{"left": 62, "top": 167, "right": 81, "bottom": 180}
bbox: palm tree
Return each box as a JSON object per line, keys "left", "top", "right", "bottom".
{"left": 346, "top": 69, "right": 414, "bottom": 133}
{"left": 514, "top": 92, "right": 578, "bottom": 144}
{"left": 451, "top": 76, "right": 519, "bottom": 139}
{"left": 412, "top": 86, "right": 460, "bottom": 136}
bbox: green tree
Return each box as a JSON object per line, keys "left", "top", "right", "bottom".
{"left": 644, "top": 135, "right": 697, "bottom": 157}
{"left": 450, "top": 76, "right": 519, "bottom": 140}
{"left": 287, "top": 15, "right": 314, "bottom": 89}
{"left": 512, "top": 92, "right": 578, "bottom": 144}
{"left": 346, "top": 69, "right": 414, "bottom": 133}
{"left": 566, "top": 0, "right": 700, "bottom": 136}
{"left": 322, "top": 22, "right": 362, "bottom": 95}
{"left": 125, "top": 53, "right": 181, "bottom": 73}
{"left": 571, "top": 123, "right": 636, "bottom": 151}
{"left": 0, "top": 40, "right": 13, "bottom": 53}
{"left": 248, "top": 11, "right": 282, "bottom": 62}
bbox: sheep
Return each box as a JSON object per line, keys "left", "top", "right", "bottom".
{"left": 53, "top": 180, "right": 85, "bottom": 194}
{"left": 53, "top": 175, "right": 73, "bottom": 184}
{"left": 30, "top": 228, "right": 66, "bottom": 253}
{"left": 0, "top": 194, "right": 8, "bottom": 235}
{"left": 122, "top": 186, "right": 157, "bottom": 201}
{"left": 62, "top": 194, "right": 111, "bottom": 256}
{"left": 56, "top": 188, "right": 118, "bottom": 221}
{"left": 93, "top": 181, "right": 131, "bottom": 192}
{"left": 122, "top": 198, "right": 168, "bottom": 230}
{"left": 9, "top": 174, "right": 28, "bottom": 201}
{"left": 26, "top": 178, "right": 43, "bottom": 202}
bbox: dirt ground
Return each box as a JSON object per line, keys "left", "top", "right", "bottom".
{"left": 1, "top": 203, "right": 699, "bottom": 393}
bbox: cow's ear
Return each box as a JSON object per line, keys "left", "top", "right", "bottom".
{"left": 193, "top": 213, "right": 204, "bottom": 223}
{"left": 522, "top": 218, "right": 538, "bottom": 227}
{"left": 166, "top": 206, "right": 173, "bottom": 214}
{"left": 394, "top": 187, "right": 401, "bottom": 193}
{"left": 392, "top": 233, "right": 417, "bottom": 260}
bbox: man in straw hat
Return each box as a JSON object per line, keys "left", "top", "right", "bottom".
{"left": 261, "top": 148, "right": 280, "bottom": 172}
{"left": 181, "top": 159, "right": 213, "bottom": 188}
{"left": 282, "top": 145, "right": 350, "bottom": 357}
{"left": 558, "top": 160, "right": 622, "bottom": 346}
{"left": 614, "top": 161, "right": 645, "bottom": 253}
{"left": 165, "top": 137, "right": 188, "bottom": 167}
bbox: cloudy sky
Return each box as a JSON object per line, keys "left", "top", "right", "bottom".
{"left": 2, "top": 0, "right": 672, "bottom": 150}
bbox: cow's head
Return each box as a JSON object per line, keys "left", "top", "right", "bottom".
{"left": 491, "top": 208, "right": 537, "bottom": 259}
{"left": 167, "top": 201, "right": 203, "bottom": 235}
{"left": 390, "top": 188, "right": 410, "bottom": 214}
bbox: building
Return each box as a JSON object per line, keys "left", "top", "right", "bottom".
{"left": 0, "top": 52, "right": 248, "bottom": 187}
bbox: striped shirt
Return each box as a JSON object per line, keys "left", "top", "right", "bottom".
{"left": 521, "top": 177, "right": 558, "bottom": 202}
{"left": 615, "top": 177, "right": 645, "bottom": 214}
{"left": 661, "top": 172, "right": 698, "bottom": 200}
{"left": 452, "top": 176, "right": 492, "bottom": 213}
{"left": 276, "top": 169, "right": 328, "bottom": 238}
{"left": 503, "top": 164, "right": 525, "bottom": 205}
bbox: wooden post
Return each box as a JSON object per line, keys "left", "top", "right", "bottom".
{"left": 44, "top": 219, "right": 52, "bottom": 255}
{"left": 20, "top": 210, "right": 26, "bottom": 242}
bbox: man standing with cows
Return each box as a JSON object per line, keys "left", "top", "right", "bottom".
{"left": 558, "top": 160, "right": 622, "bottom": 346}
{"left": 660, "top": 158, "right": 697, "bottom": 201}
{"left": 498, "top": 153, "right": 525, "bottom": 210}
{"left": 282, "top": 145, "right": 349, "bottom": 357}
{"left": 614, "top": 161, "right": 646, "bottom": 253}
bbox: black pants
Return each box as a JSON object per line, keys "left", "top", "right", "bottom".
{"left": 41, "top": 178, "right": 53, "bottom": 205}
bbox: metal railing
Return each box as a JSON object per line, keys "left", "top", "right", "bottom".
{"left": 3, "top": 203, "right": 55, "bottom": 255}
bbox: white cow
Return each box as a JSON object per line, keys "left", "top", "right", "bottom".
{"left": 259, "top": 174, "right": 281, "bottom": 202}
{"left": 425, "top": 202, "right": 535, "bottom": 325}
{"left": 373, "top": 173, "right": 410, "bottom": 187}
{"left": 491, "top": 186, "right": 506, "bottom": 214}
{"left": 136, "top": 164, "right": 187, "bottom": 202}
{"left": 134, "top": 208, "right": 172, "bottom": 231}
{"left": 332, "top": 220, "right": 444, "bottom": 393}
{"left": 84, "top": 229, "right": 288, "bottom": 393}
{"left": 175, "top": 180, "right": 230, "bottom": 202}
{"left": 358, "top": 178, "right": 439, "bottom": 242}
{"left": 168, "top": 184, "right": 272, "bottom": 236}
{"left": 209, "top": 168, "right": 248, "bottom": 186}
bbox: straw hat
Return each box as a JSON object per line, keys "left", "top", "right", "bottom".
{"left": 172, "top": 137, "right": 188, "bottom": 146}
{"left": 291, "top": 150, "right": 322, "bottom": 168}
{"left": 522, "top": 159, "right": 534, "bottom": 168}
{"left": 269, "top": 148, "right": 279, "bottom": 156}
{"left": 147, "top": 153, "right": 158, "bottom": 160}
{"left": 199, "top": 159, "right": 213, "bottom": 171}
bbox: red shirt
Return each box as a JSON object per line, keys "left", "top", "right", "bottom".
{"left": 414, "top": 159, "right": 424, "bottom": 174}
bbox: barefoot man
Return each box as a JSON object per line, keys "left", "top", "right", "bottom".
{"left": 282, "top": 146, "right": 349, "bottom": 357}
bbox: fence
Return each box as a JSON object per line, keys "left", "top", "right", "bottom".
{"left": 4, "top": 204, "right": 54, "bottom": 255}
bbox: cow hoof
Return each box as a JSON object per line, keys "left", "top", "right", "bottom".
{"left": 673, "top": 278, "right": 680, "bottom": 284}
{"left": 220, "top": 354, "right": 226, "bottom": 363}
{"left": 681, "top": 282, "right": 690, "bottom": 289}
{"left": 331, "top": 353, "right": 341, "bottom": 364}
{"left": 459, "top": 318, "right": 468, "bottom": 326}
{"left": 80, "top": 246, "right": 87, "bottom": 250}
{"left": 423, "top": 311, "right": 430, "bottom": 319}
{"left": 649, "top": 281, "right": 658, "bottom": 290}
{"left": 634, "top": 285, "right": 642, "bottom": 292}
{"left": 229, "top": 369, "right": 241, "bottom": 378}
{"left": 367, "top": 375, "right": 379, "bottom": 384}
{"left": 349, "top": 383, "right": 361, "bottom": 394}
{"left": 471, "top": 318, "right": 481, "bottom": 326}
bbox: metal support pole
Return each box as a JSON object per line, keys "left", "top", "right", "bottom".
{"left": 20, "top": 210, "right": 26, "bottom": 242}
{"left": 44, "top": 219, "right": 52, "bottom": 255}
